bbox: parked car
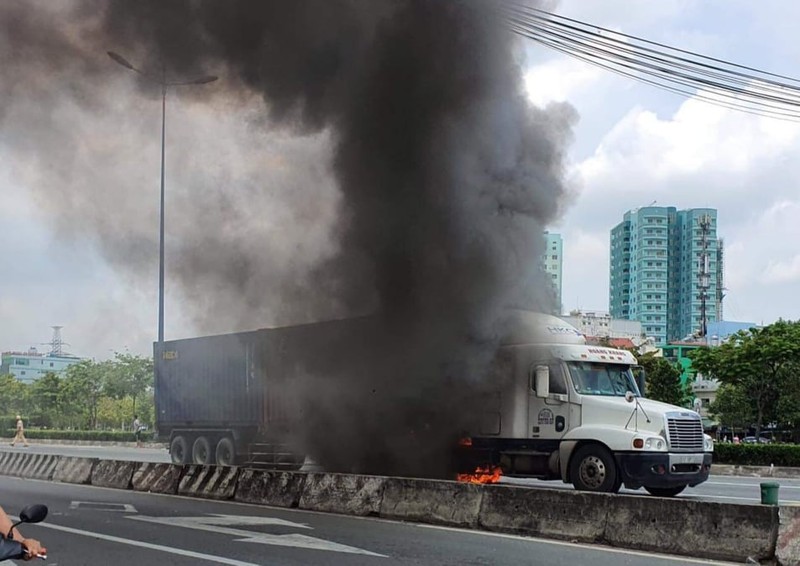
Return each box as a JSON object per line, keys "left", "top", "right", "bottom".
{"left": 742, "top": 436, "right": 771, "bottom": 444}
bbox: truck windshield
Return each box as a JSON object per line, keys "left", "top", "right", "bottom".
{"left": 567, "top": 362, "right": 641, "bottom": 397}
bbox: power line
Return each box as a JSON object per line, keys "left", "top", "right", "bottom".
{"left": 502, "top": 2, "right": 800, "bottom": 121}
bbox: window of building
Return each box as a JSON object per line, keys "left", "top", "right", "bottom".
{"left": 552, "top": 255, "right": 558, "bottom": 260}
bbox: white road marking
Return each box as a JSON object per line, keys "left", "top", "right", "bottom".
{"left": 129, "top": 514, "right": 386, "bottom": 557}
{"left": 69, "top": 501, "right": 138, "bottom": 512}
{"left": 17, "top": 520, "right": 264, "bottom": 566}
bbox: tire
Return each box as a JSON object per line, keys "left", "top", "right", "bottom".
{"left": 569, "top": 444, "right": 620, "bottom": 493}
{"left": 215, "top": 437, "right": 236, "bottom": 467}
{"left": 170, "top": 435, "right": 189, "bottom": 465}
{"left": 644, "top": 485, "right": 686, "bottom": 497}
{"left": 192, "top": 436, "right": 213, "bottom": 465}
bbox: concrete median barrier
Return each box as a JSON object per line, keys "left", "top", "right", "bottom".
{"left": 132, "top": 463, "right": 184, "bottom": 494}
{"left": 53, "top": 457, "right": 96, "bottom": 485}
{"left": 478, "top": 484, "right": 607, "bottom": 543}
{"left": 0, "top": 452, "right": 59, "bottom": 481}
{"left": 299, "top": 473, "right": 386, "bottom": 516}
{"left": 604, "top": 493, "right": 777, "bottom": 562}
{"left": 235, "top": 469, "right": 306, "bottom": 508}
{"left": 179, "top": 465, "right": 239, "bottom": 500}
{"left": 777, "top": 506, "right": 800, "bottom": 566}
{"left": 379, "top": 478, "right": 483, "bottom": 527}
{"left": 91, "top": 459, "right": 136, "bottom": 489}
{"left": 0, "top": 453, "right": 786, "bottom": 563}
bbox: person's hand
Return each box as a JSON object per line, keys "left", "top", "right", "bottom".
{"left": 21, "top": 538, "right": 45, "bottom": 560}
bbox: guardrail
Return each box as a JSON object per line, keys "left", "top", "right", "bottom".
{"left": 0, "top": 452, "right": 789, "bottom": 564}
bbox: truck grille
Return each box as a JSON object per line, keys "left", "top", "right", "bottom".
{"left": 667, "top": 417, "right": 704, "bottom": 452}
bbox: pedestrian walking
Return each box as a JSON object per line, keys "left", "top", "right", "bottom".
{"left": 10, "top": 415, "right": 28, "bottom": 448}
{"left": 133, "top": 415, "right": 143, "bottom": 448}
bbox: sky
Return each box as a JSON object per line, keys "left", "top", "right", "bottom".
{"left": 2, "top": 0, "right": 800, "bottom": 360}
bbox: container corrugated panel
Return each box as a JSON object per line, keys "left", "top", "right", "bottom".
{"left": 155, "top": 331, "right": 263, "bottom": 426}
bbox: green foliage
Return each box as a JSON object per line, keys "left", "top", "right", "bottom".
{"left": 0, "top": 429, "right": 155, "bottom": 442}
{"left": 639, "top": 353, "right": 690, "bottom": 406}
{"left": 709, "top": 384, "right": 753, "bottom": 431}
{"left": 0, "top": 374, "right": 31, "bottom": 416}
{"left": 0, "top": 354, "right": 154, "bottom": 435}
{"left": 104, "top": 353, "right": 153, "bottom": 417}
{"left": 690, "top": 320, "right": 800, "bottom": 437}
{"left": 713, "top": 443, "right": 800, "bottom": 467}
{"left": 61, "top": 359, "right": 108, "bottom": 429}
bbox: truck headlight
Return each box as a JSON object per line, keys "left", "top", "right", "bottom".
{"left": 704, "top": 434, "right": 714, "bottom": 452}
{"left": 644, "top": 437, "right": 666, "bottom": 451}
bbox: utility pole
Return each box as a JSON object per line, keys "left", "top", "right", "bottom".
{"left": 698, "top": 215, "right": 712, "bottom": 339}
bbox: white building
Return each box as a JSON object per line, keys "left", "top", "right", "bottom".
{"left": 560, "top": 310, "right": 658, "bottom": 354}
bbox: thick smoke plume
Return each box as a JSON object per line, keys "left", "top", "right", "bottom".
{"left": 0, "top": 0, "right": 575, "bottom": 476}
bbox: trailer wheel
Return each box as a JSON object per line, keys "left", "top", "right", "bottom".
{"left": 644, "top": 485, "right": 686, "bottom": 497}
{"left": 192, "top": 436, "right": 213, "bottom": 465}
{"left": 569, "top": 444, "right": 620, "bottom": 493}
{"left": 215, "top": 437, "right": 236, "bottom": 467}
{"left": 170, "top": 435, "right": 189, "bottom": 465}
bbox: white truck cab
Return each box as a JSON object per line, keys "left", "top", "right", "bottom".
{"left": 458, "top": 310, "right": 713, "bottom": 496}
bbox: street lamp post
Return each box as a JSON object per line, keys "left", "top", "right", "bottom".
{"left": 108, "top": 51, "right": 217, "bottom": 344}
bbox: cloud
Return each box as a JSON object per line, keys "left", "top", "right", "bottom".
{"left": 525, "top": 57, "right": 604, "bottom": 107}
{"left": 557, "top": 87, "right": 800, "bottom": 323}
{"left": 763, "top": 255, "right": 800, "bottom": 284}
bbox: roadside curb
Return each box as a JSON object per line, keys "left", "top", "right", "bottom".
{"left": 0, "top": 453, "right": 786, "bottom": 564}
{"left": 713, "top": 464, "right": 800, "bottom": 479}
{"left": 0, "top": 439, "right": 168, "bottom": 449}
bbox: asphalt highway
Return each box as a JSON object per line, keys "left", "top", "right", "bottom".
{"left": 0, "top": 443, "right": 170, "bottom": 463}
{"left": 0, "top": 475, "right": 739, "bottom": 566}
{"left": 2, "top": 443, "right": 797, "bottom": 504}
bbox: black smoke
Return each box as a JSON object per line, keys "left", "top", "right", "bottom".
{"left": 0, "top": 0, "right": 575, "bottom": 476}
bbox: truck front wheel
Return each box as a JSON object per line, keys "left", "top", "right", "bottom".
{"left": 569, "top": 444, "right": 620, "bottom": 493}
{"left": 644, "top": 485, "right": 686, "bottom": 497}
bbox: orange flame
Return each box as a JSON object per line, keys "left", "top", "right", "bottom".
{"left": 456, "top": 465, "right": 502, "bottom": 484}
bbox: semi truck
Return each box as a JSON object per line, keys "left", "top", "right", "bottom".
{"left": 154, "top": 310, "right": 713, "bottom": 495}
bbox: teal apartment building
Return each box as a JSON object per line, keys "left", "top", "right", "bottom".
{"left": 609, "top": 207, "right": 722, "bottom": 345}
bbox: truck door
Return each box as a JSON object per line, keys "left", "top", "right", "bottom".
{"left": 529, "top": 361, "right": 570, "bottom": 440}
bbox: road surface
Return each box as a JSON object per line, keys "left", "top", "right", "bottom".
{"left": 0, "top": 475, "right": 739, "bottom": 566}
{"left": 0, "top": 443, "right": 170, "bottom": 463}
{"left": 2, "top": 444, "right": 797, "bottom": 504}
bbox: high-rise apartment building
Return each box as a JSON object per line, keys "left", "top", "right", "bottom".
{"left": 542, "top": 232, "right": 563, "bottom": 314}
{"left": 609, "top": 207, "right": 722, "bottom": 345}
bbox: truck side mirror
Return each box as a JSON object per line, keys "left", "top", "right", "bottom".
{"left": 534, "top": 365, "right": 550, "bottom": 398}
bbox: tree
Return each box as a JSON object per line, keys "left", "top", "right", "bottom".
{"left": 709, "top": 383, "right": 752, "bottom": 435}
{"left": 0, "top": 374, "right": 30, "bottom": 418}
{"left": 638, "top": 353, "right": 689, "bottom": 406}
{"left": 690, "top": 320, "right": 800, "bottom": 438}
{"left": 30, "top": 372, "right": 64, "bottom": 428}
{"left": 60, "top": 360, "right": 109, "bottom": 429}
{"left": 104, "top": 353, "right": 153, "bottom": 417}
